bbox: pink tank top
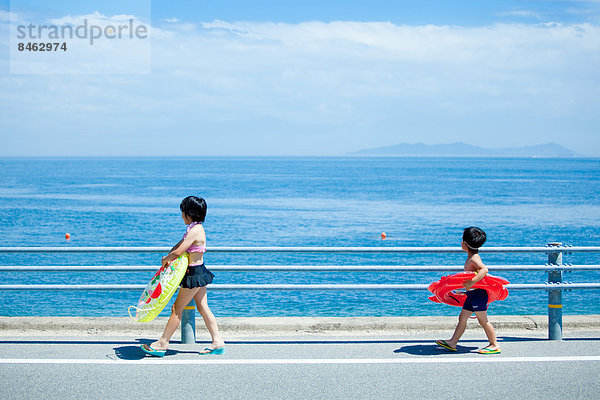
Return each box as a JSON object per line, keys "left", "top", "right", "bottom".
{"left": 183, "top": 221, "right": 206, "bottom": 253}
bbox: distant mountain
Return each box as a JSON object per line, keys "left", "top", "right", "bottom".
{"left": 350, "top": 142, "right": 579, "bottom": 157}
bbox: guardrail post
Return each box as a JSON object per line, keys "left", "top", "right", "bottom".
{"left": 547, "top": 243, "right": 563, "bottom": 340}
{"left": 181, "top": 299, "right": 196, "bottom": 344}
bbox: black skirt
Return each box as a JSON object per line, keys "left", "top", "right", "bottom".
{"left": 180, "top": 264, "right": 214, "bottom": 288}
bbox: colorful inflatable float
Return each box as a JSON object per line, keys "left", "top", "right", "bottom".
{"left": 428, "top": 272, "right": 509, "bottom": 307}
{"left": 128, "top": 253, "right": 189, "bottom": 322}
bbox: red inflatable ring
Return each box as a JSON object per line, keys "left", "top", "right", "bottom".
{"left": 428, "top": 272, "right": 509, "bottom": 307}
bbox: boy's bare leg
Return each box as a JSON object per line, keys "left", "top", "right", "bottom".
{"left": 475, "top": 311, "right": 500, "bottom": 349}
{"left": 446, "top": 309, "right": 472, "bottom": 348}
{"left": 148, "top": 287, "right": 199, "bottom": 350}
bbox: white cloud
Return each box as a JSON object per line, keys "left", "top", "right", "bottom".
{"left": 498, "top": 9, "right": 544, "bottom": 19}
{"left": 49, "top": 11, "right": 142, "bottom": 26}
{"left": 147, "top": 20, "right": 600, "bottom": 115}
{"left": 0, "top": 10, "right": 10, "bottom": 22}
{"left": 0, "top": 10, "right": 24, "bottom": 23}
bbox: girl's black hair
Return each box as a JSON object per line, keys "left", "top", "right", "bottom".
{"left": 463, "top": 226, "right": 486, "bottom": 252}
{"left": 180, "top": 196, "right": 207, "bottom": 223}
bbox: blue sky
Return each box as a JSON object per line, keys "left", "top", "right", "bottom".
{"left": 1, "top": 0, "right": 599, "bottom": 156}
{"left": 27, "top": 0, "right": 598, "bottom": 25}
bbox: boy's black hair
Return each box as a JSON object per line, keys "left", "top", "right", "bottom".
{"left": 463, "top": 226, "right": 486, "bottom": 252}
{"left": 180, "top": 196, "right": 207, "bottom": 223}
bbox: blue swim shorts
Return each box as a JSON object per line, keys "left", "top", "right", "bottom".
{"left": 463, "top": 288, "right": 488, "bottom": 312}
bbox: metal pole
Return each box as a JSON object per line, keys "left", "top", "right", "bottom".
{"left": 547, "top": 243, "right": 563, "bottom": 340}
{"left": 180, "top": 299, "right": 196, "bottom": 344}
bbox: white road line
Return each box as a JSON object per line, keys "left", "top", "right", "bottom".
{"left": 0, "top": 356, "right": 599, "bottom": 365}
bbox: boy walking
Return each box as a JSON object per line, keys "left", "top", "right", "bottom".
{"left": 436, "top": 227, "right": 501, "bottom": 354}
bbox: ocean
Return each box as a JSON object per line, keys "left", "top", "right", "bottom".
{"left": 0, "top": 157, "right": 599, "bottom": 317}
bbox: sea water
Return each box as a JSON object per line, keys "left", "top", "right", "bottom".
{"left": 0, "top": 157, "right": 599, "bottom": 317}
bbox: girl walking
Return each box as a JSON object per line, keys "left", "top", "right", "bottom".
{"left": 141, "top": 196, "right": 225, "bottom": 356}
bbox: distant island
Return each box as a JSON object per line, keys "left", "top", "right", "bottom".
{"left": 349, "top": 142, "right": 579, "bottom": 157}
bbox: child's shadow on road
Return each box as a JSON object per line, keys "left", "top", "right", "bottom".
{"left": 113, "top": 345, "right": 151, "bottom": 360}
{"left": 394, "top": 344, "right": 477, "bottom": 355}
{"left": 112, "top": 340, "right": 176, "bottom": 360}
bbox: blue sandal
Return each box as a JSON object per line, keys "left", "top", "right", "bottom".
{"left": 199, "top": 347, "right": 225, "bottom": 355}
{"left": 140, "top": 344, "right": 167, "bottom": 357}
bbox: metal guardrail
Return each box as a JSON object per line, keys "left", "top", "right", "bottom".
{"left": 1, "top": 246, "right": 600, "bottom": 253}
{"left": 2, "top": 283, "right": 600, "bottom": 291}
{"left": 1, "top": 244, "right": 599, "bottom": 341}
{"left": 1, "top": 264, "right": 599, "bottom": 272}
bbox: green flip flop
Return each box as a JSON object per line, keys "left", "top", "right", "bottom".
{"left": 435, "top": 340, "right": 457, "bottom": 352}
{"left": 478, "top": 346, "right": 501, "bottom": 354}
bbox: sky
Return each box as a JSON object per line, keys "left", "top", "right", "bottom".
{"left": 0, "top": 0, "right": 599, "bottom": 156}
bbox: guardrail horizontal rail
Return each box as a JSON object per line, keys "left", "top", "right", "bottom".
{"left": 2, "top": 283, "right": 599, "bottom": 291}
{"left": 1, "top": 246, "right": 600, "bottom": 253}
{"left": 1, "top": 264, "right": 599, "bottom": 272}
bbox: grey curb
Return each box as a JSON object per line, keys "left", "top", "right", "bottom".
{"left": 1, "top": 315, "right": 599, "bottom": 336}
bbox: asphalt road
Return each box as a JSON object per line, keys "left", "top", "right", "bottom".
{"left": 1, "top": 331, "right": 599, "bottom": 399}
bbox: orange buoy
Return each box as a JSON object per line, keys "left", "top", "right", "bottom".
{"left": 65, "top": 233, "right": 71, "bottom": 240}
{"left": 381, "top": 232, "right": 386, "bottom": 240}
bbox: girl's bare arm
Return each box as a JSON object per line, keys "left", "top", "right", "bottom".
{"left": 162, "top": 230, "right": 200, "bottom": 267}
{"left": 169, "top": 239, "right": 183, "bottom": 252}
